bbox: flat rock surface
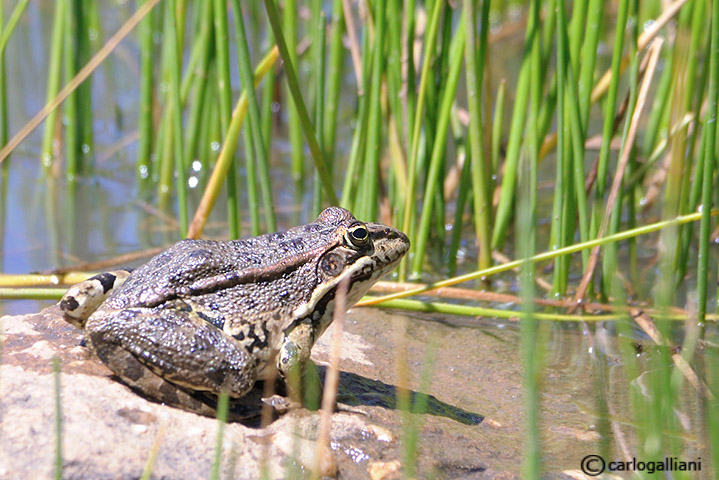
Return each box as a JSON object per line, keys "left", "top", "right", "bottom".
{"left": 1, "top": 304, "right": 609, "bottom": 479}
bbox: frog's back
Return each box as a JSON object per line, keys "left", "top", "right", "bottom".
{"left": 103, "top": 208, "right": 356, "bottom": 310}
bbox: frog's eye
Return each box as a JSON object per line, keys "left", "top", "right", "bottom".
{"left": 347, "top": 224, "right": 369, "bottom": 247}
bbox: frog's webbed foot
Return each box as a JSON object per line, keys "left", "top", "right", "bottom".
{"left": 261, "top": 394, "right": 302, "bottom": 414}
{"left": 85, "top": 306, "right": 256, "bottom": 415}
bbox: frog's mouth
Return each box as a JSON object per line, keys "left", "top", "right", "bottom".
{"left": 285, "top": 256, "right": 401, "bottom": 339}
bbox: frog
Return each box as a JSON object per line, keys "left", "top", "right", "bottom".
{"left": 59, "top": 207, "right": 409, "bottom": 418}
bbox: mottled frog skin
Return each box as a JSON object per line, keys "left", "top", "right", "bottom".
{"left": 60, "top": 207, "right": 409, "bottom": 417}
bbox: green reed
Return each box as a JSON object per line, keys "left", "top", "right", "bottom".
{"left": 410, "top": 13, "right": 466, "bottom": 277}
{"left": 324, "top": 1, "right": 344, "bottom": 164}
{"left": 166, "top": 0, "right": 188, "bottom": 236}
{"left": 282, "top": 0, "right": 303, "bottom": 186}
{"left": 136, "top": 0, "right": 154, "bottom": 185}
{"left": 697, "top": 0, "right": 719, "bottom": 332}
{"left": 399, "top": 0, "right": 443, "bottom": 280}
{"left": 40, "top": 0, "right": 64, "bottom": 172}
{"left": 264, "top": 0, "right": 337, "bottom": 205}
{"left": 399, "top": 337, "right": 439, "bottom": 480}
{"left": 62, "top": 0, "right": 79, "bottom": 180}
{"left": 0, "top": 1, "right": 7, "bottom": 259}
{"left": 0, "top": 2, "right": 5, "bottom": 157}
{"left": 53, "top": 356, "right": 63, "bottom": 480}
{"left": 519, "top": 1, "right": 541, "bottom": 475}
{"left": 210, "top": 393, "right": 229, "bottom": 480}
{"left": 233, "top": 0, "right": 276, "bottom": 232}
{"left": 213, "top": 0, "right": 240, "bottom": 238}
{"left": 311, "top": 11, "right": 326, "bottom": 217}
{"left": 340, "top": 26, "right": 371, "bottom": 214}
{"left": 463, "top": 0, "right": 491, "bottom": 272}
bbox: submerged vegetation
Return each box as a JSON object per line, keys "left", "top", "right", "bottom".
{"left": 1, "top": 0, "right": 719, "bottom": 477}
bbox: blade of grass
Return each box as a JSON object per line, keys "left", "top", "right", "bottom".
{"left": 372, "top": 299, "right": 631, "bottom": 322}
{"left": 187, "top": 47, "right": 279, "bottom": 239}
{"left": 53, "top": 356, "right": 63, "bottom": 480}
{"left": 213, "top": 0, "right": 242, "bottom": 238}
{"left": 182, "top": 2, "right": 213, "bottom": 170}
{"left": 232, "top": 0, "right": 277, "bottom": 231}
{"left": 209, "top": 393, "right": 229, "bottom": 480}
{"left": 574, "top": 38, "right": 663, "bottom": 305}
{"left": 323, "top": 0, "right": 344, "bottom": 164}
{"left": 399, "top": 0, "right": 443, "bottom": 278}
{"left": 136, "top": 0, "right": 154, "bottom": 185}
{"left": 0, "top": 0, "right": 29, "bottom": 52}
{"left": 490, "top": 79, "right": 505, "bottom": 179}
{"left": 559, "top": 0, "right": 590, "bottom": 270}
{"left": 282, "top": 0, "right": 304, "bottom": 185}
{"left": 384, "top": 0, "right": 403, "bottom": 165}
{"left": 139, "top": 425, "right": 165, "bottom": 480}
{"left": 697, "top": 0, "right": 719, "bottom": 331}
{"left": 410, "top": 10, "right": 466, "bottom": 278}
{"left": 263, "top": 0, "right": 338, "bottom": 206}
{"left": 447, "top": 144, "right": 469, "bottom": 277}
{"left": 339, "top": 28, "right": 372, "bottom": 213}
{"left": 166, "top": 0, "right": 188, "bottom": 236}
{"left": 674, "top": 0, "right": 709, "bottom": 286}
{"left": 551, "top": 0, "right": 568, "bottom": 295}
{"left": 74, "top": 1, "right": 93, "bottom": 170}
{"left": 356, "top": 0, "right": 386, "bottom": 221}
{"left": 577, "top": 0, "right": 602, "bottom": 130}
{"left": 63, "top": 0, "right": 79, "bottom": 180}
{"left": 401, "top": 0, "right": 415, "bottom": 151}
{"left": 311, "top": 278, "right": 348, "bottom": 480}
{"left": 40, "top": 0, "right": 67, "bottom": 172}
{"left": 401, "top": 337, "right": 439, "bottom": 479}
{"left": 260, "top": 58, "right": 275, "bottom": 157}
{"left": 0, "top": 0, "right": 5, "bottom": 164}
{"left": 242, "top": 108, "right": 261, "bottom": 236}
{"left": 520, "top": 0, "right": 541, "bottom": 473}
{"left": 490, "top": 1, "right": 539, "bottom": 250}
{"left": 464, "top": 0, "right": 492, "bottom": 272}
{"left": 312, "top": 12, "right": 327, "bottom": 217}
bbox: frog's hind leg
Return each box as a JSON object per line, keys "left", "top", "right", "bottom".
{"left": 85, "top": 307, "right": 257, "bottom": 416}
{"left": 60, "top": 270, "right": 132, "bottom": 328}
{"left": 92, "top": 337, "right": 222, "bottom": 417}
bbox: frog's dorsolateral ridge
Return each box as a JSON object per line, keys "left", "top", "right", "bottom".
{"left": 59, "top": 207, "right": 409, "bottom": 418}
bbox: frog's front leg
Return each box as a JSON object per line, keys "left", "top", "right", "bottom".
{"left": 85, "top": 303, "right": 257, "bottom": 416}
{"left": 277, "top": 322, "right": 322, "bottom": 408}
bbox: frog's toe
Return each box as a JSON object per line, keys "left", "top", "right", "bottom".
{"left": 261, "top": 394, "right": 301, "bottom": 414}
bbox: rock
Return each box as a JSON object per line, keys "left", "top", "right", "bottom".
{"left": 271, "top": 431, "right": 337, "bottom": 477}
{"left": 368, "top": 460, "right": 402, "bottom": 480}
{"left": 0, "top": 306, "right": 491, "bottom": 479}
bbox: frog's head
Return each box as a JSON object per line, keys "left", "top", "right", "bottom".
{"left": 290, "top": 207, "right": 410, "bottom": 329}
